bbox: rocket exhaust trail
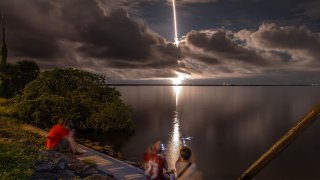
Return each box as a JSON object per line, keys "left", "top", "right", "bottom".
{"left": 172, "top": 0, "right": 179, "bottom": 47}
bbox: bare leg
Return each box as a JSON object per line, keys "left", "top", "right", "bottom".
{"left": 67, "top": 131, "right": 77, "bottom": 153}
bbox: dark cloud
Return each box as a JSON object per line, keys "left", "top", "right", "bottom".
{"left": 0, "top": 0, "right": 63, "bottom": 59}
{"left": 1, "top": 0, "right": 182, "bottom": 78}
{"left": 297, "top": 1, "right": 320, "bottom": 20}
{"left": 252, "top": 23, "right": 320, "bottom": 58}
{"left": 183, "top": 29, "right": 269, "bottom": 66}
{"left": 194, "top": 56, "right": 220, "bottom": 65}
{"left": 237, "top": 23, "right": 320, "bottom": 63}
{"left": 59, "top": 1, "right": 183, "bottom": 67}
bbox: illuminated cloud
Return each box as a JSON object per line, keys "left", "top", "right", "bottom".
{"left": 167, "top": 0, "right": 218, "bottom": 4}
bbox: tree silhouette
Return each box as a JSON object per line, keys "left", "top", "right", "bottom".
{"left": 0, "top": 60, "right": 39, "bottom": 98}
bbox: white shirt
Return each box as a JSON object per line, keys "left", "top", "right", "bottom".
{"left": 175, "top": 161, "right": 199, "bottom": 180}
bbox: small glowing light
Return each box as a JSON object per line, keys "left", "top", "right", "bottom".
{"left": 174, "top": 37, "right": 180, "bottom": 47}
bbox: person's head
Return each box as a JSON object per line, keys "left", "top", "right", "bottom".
{"left": 180, "top": 146, "right": 192, "bottom": 161}
{"left": 153, "top": 141, "right": 162, "bottom": 153}
{"left": 57, "top": 118, "right": 65, "bottom": 125}
{"left": 57, "top": 118, "right": 69, "bottom": 127}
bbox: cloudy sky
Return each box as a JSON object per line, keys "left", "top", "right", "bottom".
{"left": 1, "top": 0, "right": 320, "bottom": 84}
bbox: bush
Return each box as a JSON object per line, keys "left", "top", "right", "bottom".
{"left": 14, "top": 68, "right": 134, "bottom": 132}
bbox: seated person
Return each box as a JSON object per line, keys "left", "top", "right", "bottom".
{"left": 175, "top": 147, "right": 199, "bottom": 180}
{"left": 144, "top": 141, "right": 168, "bottom": 180}
{"left": 45, "top": 118, "right": 79, "bottom": 154}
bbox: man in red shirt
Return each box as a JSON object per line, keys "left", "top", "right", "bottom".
{"left": 45, "top": 118, "right": 78, "bottom": 154}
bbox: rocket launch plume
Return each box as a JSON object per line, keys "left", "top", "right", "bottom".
{"left": 172, "top": 0, "right": 179, "bottom": 47}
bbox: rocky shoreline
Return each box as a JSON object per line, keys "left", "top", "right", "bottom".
{"left": 32, "top": 150, "right": 114, "bottom": 180}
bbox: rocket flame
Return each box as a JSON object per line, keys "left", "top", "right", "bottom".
{"left": 172, "top": 0, "right": 179, "bottom": 47}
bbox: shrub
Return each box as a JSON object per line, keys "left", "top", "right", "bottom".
{"left": 14, "top": 68, "right": 134, "bottom": 132}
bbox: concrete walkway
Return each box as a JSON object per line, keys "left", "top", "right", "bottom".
{"left": 22, "top": 124, "right": 146, "bottom": 180}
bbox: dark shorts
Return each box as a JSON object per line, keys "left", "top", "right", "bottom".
{"left": 52, "top": 138, "right": 70, "bottom": 152}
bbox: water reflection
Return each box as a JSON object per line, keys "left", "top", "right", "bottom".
{"left": 173, "top": 86, "right": 182, "bottom": 106}
{"left": 167, "top": 85, "right": 183, "bottom": 169}
{"left": 116, "top": 86, "right": 320, "bottom": 179}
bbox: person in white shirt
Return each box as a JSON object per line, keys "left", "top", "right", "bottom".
{"left": 175, "top": 147, "right": 199, "bottom": 180}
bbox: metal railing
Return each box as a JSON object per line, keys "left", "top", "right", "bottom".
{"left": 239, "top": 103, "right": 320, "bottom": 180}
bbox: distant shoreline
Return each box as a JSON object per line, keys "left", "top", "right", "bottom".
{"left": 108, "top": 84, "right": 320, "bottom": 87}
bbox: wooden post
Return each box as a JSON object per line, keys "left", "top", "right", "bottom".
{"left": 1, "top": 15, "right": 5, "bottom": 46}
{"left": 239, "top": 103, "right": 320, "bottom": 180}
{"left": 1, "top": 15, "right": 7, "bottom": 67}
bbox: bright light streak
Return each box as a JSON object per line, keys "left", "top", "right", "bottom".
{"left": 172, "top": 0, "right": 179, "bottom": 47}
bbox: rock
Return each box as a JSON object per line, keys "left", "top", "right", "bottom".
{"left": 67, "top": 158, "right": 87, "bottom": 175}
{"left": 33, "top": 146, "right": 117, "bottom": 179}
{"left": 68, "top": 160, "right": 85, "bottom": 171}
{"left": 81, "top": 165, "right": 99, "bottom": 177}
{"left": 31, "top": 172, "right": 62, "bottom": 180}
{"left": 55, "top": 159, "right": 67, "bottom": 170}
{"left": 50, "top": 152, "right": 65, "bottom": 163}
{"left": 35, "top": 161, "right": 54, "bottom": 172}
{"left": 83, "top": 174, "right": 114, "bottom": 180}
{"left": 62, "top": 169, "right": 76, "bottom": 177}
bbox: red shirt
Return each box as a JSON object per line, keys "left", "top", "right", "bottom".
{"left": 45, "top": 124, "right": 69, "bottom": 149}
{"left": 145, "top": 153, "right": 167, "bottom": 180}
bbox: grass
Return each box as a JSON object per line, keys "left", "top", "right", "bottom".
{"left": 0, "top": 116, "right": 46, "bottom": 179}
{"left": 0, "top": 98, "right": 7, "bottom": 104}
{"left": 0, "top": 98, "right": 17, "bottom": 116}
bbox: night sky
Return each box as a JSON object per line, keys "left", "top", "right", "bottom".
{"left": 1, "top": 0, "right": 320, "bottom": 84}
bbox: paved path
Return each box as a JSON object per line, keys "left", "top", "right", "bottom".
{"left": 22, "top": 124, "right": 146, "bottom": 180}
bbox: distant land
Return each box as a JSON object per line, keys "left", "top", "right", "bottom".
{"left": 107, "top": 79, "right": 320, "bottom": 86}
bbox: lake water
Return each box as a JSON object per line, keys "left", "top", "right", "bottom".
{"left": 114, "top": 86, "right": 320, "bottom": 179}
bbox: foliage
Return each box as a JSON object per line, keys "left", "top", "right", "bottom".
{"left": 0, "top": 117, "right": 45, "bottom": 179}
{"left": 0, "top": 97, "right": 17, "bottom": 116}
{"left": 0, "top": 60, "right": 39, "bottom": 98}
{"left": 15, "top": 68, "right": 134, "bottom": 132}
{"left": 1, "top": 44, "right": 7, "bottom": 67}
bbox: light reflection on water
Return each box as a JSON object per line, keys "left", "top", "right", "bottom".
{"left": 173, "top": 85, "right": 182, "bottom": 106}
{"left": 167, "top": 110, "right": 182, "bottom": 170}
{"left": 167, "top": 85, "right": 183, "bottom": 169}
